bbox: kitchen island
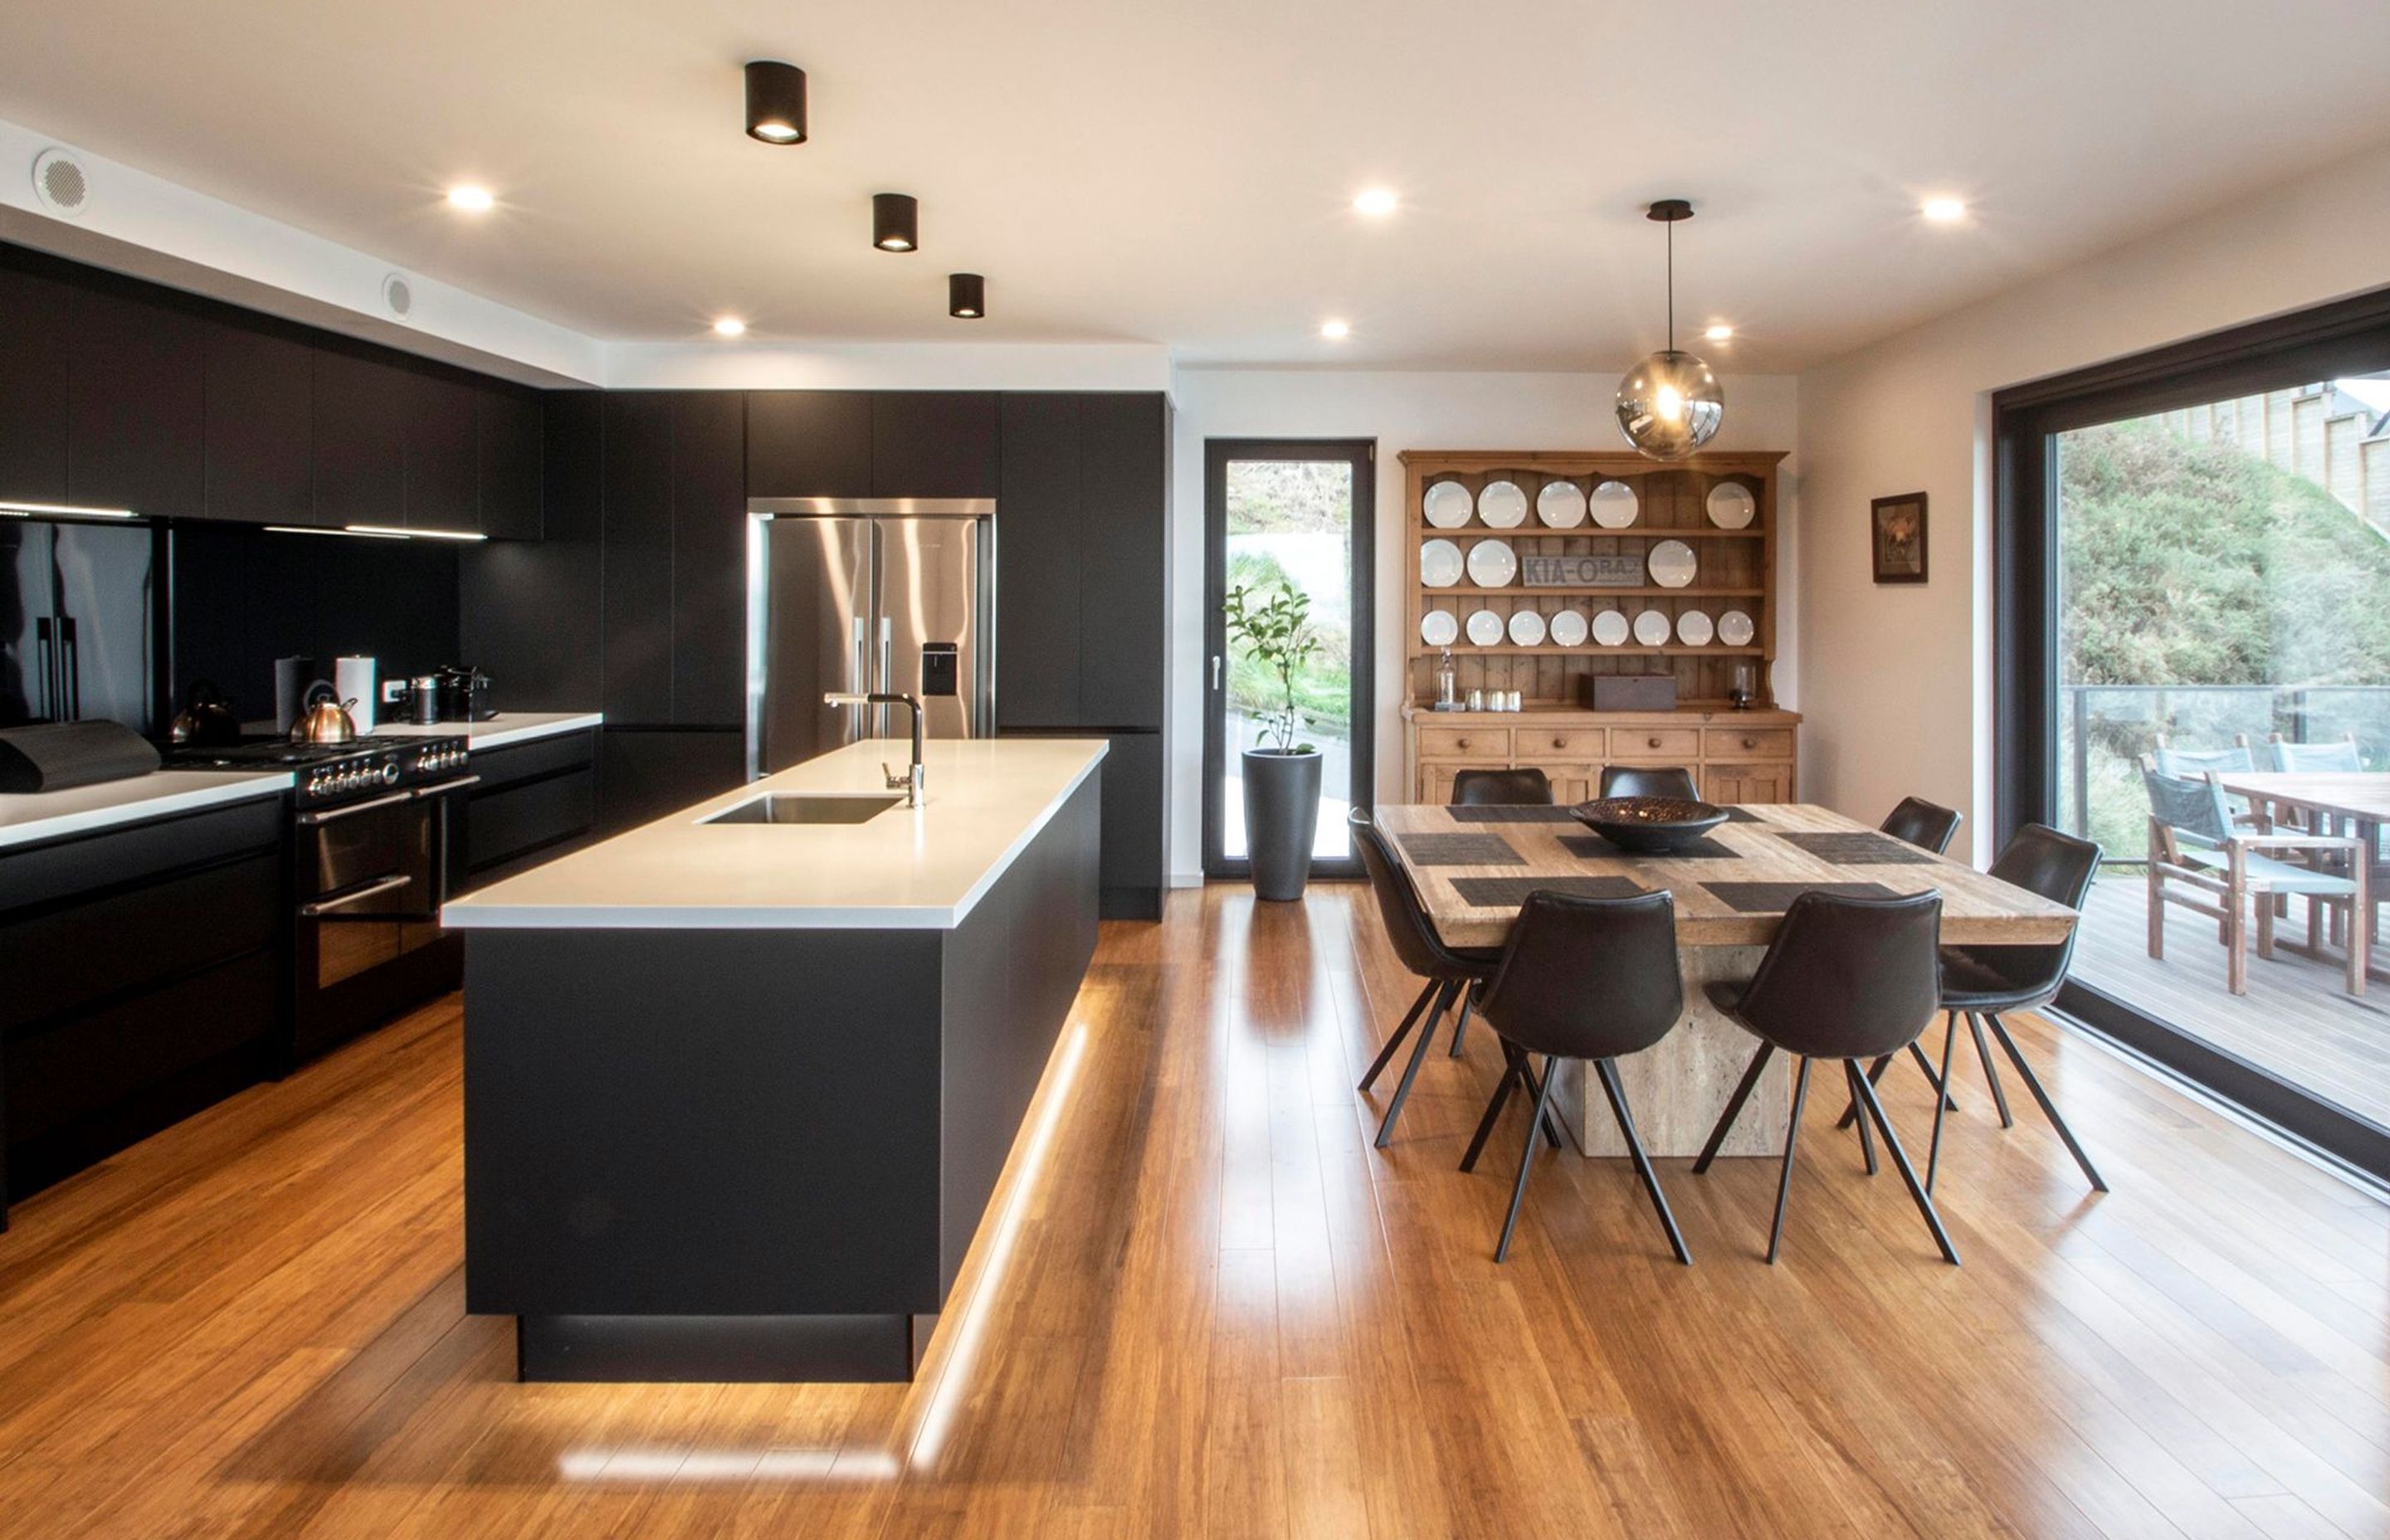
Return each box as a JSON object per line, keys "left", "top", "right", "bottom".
{"left": 445, "top": 735, "right": 1106, "bottom": 1382}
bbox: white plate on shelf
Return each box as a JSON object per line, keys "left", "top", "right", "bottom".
{"left": 1466, "top": 539, "right": 1518, "bottom": 587}
{"left": 1632, "top": 609, "right": 1673, "bottom": 647}
{"left": 1676, "top": 610, "right": 1715, "bottom": 646}
{"left": 1706, "top": 481, "right": 1757, "bottom": 529}
{"left": 1420, "top": 608, "right": 1458, "bottom": 647}
{"left": 1718, "top": 608, "right": 1756, "bottom": 647}
{"left": 1535, "top": 480, "right": 1587, "bottom": 529}
{"left": 1646, "top": 539, "right": 1698, "bottom": 588}
{"left": 1591, "top": 609, "right": 1630, "bottom": 646}
{"left": 1465, "top": 608, "right": 1505, "bottom": 646}
{"left": 1548, "top": 608, "right": 1589, "bottom": 647}
{"left": 1420, "top": 538, "right": 1463, "bottom": 587}
{"left": 1590, "top": 479, "right": 1640, "bottom": 529}
{"left": 1477, "top": 480, "right": 1528, "bottom": 529}
{"left": 1508, "top": 609, "right": 1548, "bottom": 646}
{"left": 1423, "top": 480, "right": 1473, "bottom": 529}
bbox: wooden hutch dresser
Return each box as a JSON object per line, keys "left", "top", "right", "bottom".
{"left": 1400, "top": 449, "right": 1799, "bottom": 805}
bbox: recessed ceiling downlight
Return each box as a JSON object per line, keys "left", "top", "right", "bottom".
{"left": 713, "top": 316, "right": 748, "bottom": 337}
{"left": 446, "top": 184, "right": 495, "bottom": 212}
{"left": 1922, "top": 196, "right": 1968, "bottom": 223}
{"left": 31, "top": 148, "right": 90, "bottom": 217}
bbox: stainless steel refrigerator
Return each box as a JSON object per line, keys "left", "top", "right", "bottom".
{"left": 0, "top": 514, "right": 155, "bottom": 733}
{"left": 747, "top": 499, "right": 995, "bottom": 777}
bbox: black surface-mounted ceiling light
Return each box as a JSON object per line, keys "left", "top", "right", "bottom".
{"left": 948, "top": 273, "right": 985, "bottom": 319}
{"left": 873, "top": 193, "right": 919, "bottom": 252}
{"left": 744, "top": 61, "right": 807, "bottom": 144}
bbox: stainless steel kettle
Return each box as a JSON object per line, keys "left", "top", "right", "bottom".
{"left": 289, "top": 685, "right": 361, "bottom": 745}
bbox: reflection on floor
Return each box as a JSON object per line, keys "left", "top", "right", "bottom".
{"left": 0, "top": 885, "right": 2386, "bottom": 1536}
{"left": 2076, "top": 874, "right": 2390, "bottom": 1130}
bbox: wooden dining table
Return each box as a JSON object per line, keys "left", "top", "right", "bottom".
{"left": 1373, "top": 802, "right": 2080, "bottom": 1158}
{"left": 2219, "top": 770, "right": 2390, "bottom": 980}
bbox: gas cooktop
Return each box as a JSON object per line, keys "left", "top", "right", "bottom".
{"left": 169, "top": 733, "right": 471, "bottom": 807}
{"left": 168, "top": 733, "right": 457, "bottom": 769}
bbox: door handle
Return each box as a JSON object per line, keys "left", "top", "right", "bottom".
{"left": 1212, "top": 655, "right": 1222, "bottom": 690}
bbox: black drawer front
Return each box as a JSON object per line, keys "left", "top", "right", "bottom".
{"left": 1, "top": 850, "right": 280, "bottom": 1032}
{"left": 466, "top": 768, "right": 596, "bottom": 877}
{"left": 5, "top": 948, "right": 277, "bottom": 1146}
{"left": 471, "top": 729, "right": 598, "bottom": 792}
{"left": 0, "top": 796, "right": 284, "bottom": 914}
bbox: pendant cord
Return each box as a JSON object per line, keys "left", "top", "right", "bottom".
{"left": 1666, "top": 217, "right": 1675, "bottom": 352}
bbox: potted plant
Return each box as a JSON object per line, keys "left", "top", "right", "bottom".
{"left": 1224, "top": 581, "right": 1324, "bottom": 901}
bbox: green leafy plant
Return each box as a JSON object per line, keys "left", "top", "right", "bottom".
{"left": 1224, "top": 582, "right": 1322, "bottom": 753}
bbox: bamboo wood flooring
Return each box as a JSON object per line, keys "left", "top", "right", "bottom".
{"left": 0, "top": 884, "right": 2386, "bottom": 1537}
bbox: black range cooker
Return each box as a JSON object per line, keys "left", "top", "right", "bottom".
{"left": 171, "top": 734, "right": 476, "bottom": 1061}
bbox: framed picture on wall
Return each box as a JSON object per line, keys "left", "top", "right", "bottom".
{"left": 1871, "top": 492, "right": 1928, "bottom": 584}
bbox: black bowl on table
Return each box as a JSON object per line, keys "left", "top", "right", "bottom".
{"left": 1568, "top": 796, "right": 1729, "bottom": 855}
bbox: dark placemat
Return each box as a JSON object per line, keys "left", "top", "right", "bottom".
{"left": 1721, "top": 807, "right": 1769, "bottom": 823}
{"left": 1446, "top": 804, "right": 1578, "bottom": 823}
{"left": 1452, "top": 875, "right": 1650, "bottom": 907}
{"left": 1396, "top": 832, "right": 1524, "bottom": 865}
{"left": 1774, "top": 831, "right": 1935, "bottom": 865}
{"left": 1701, "top": 880, "right": 1902, "bottom": 913}
{"left": 1560, "top": 832, "right": 1740, "bottom": 860}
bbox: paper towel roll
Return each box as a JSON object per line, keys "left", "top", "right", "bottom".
{"left": 336, "top": 656, "right": 378, "bottom": 733}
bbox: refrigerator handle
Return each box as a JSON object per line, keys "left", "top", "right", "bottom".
{"left": 35, "top": 616, "right": 56, "bottom": 720}
{"left": 849, "top": 616, "right": 869, "bottom": 744}
{"left": 61, "top": 616, "right": 79, "bottom": 720}
{"left": 877, "top": 617, "right": 893, "bottom": 740}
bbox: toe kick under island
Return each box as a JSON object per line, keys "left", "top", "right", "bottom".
{"left": 445, "top": 738, "right": 1106, "bottom": 1383}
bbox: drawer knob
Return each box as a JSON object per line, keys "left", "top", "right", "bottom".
{"left": 1456, "top": 738, "right": 1471, "bottom": 749}
{"left": 1647, "top": 736, "right": 1661, "bottom": 749}
{"left": 1552, "top": 737, "right": 1567, "bottom": 749}
{"left": 1742, "top": 737, "right": 1756, "bottom": 749}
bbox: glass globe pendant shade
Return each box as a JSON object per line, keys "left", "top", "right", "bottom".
{"left": 1615, "top": 348, "right": 1724, "bottom": 461}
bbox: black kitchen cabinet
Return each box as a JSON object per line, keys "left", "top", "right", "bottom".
{"left": 463, "top": 729, "right": 598, "bottom": 889}
{"left": 403, "top": 367, "right": 481, "bottom": 533}
{"left": 462, "top": 392, "right": 602, "bottom": 710}
{"left": 598, "top": 728, "right": 745, "bottom": 834}
{"left": 670, "top": 392, "right": 749, "bottom": 727}
{"left": 66, "top": 284, "right": 208, "bottom": 519}
{"left": 478, "top": 383, "right": 544, "bottom": 540}
{"left": 1075, "top": 394, "right": 1167, "bottom": 729}
{"left": 312, "top": 346, "right": 407, "bottom": 529}
{"left": 602, "top": 393, "right": 675, "bottom": 724}
{"left": 0, "top": 257, "right": 71, "bottom": 507}
{"left": 871, "top": 392, "right": 999, "bottom": 498}
{"left": 747, "top": 391, "right": 871, "bottom": 498}
{"left": 996, "top": 394, "right": 1084, "bottom": 726}
{"left": 1095, "top": 731, "right": 1164, "bottom": 919}
{"left": 203, "top": 321, "right": 315, "bottom": 526}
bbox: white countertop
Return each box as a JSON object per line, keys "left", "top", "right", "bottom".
{"left": 372, "top": 711, "right": 603, "bottom": 750}
{"left": 0, "top": 769, "right": 292, "bottom": 851}
{"left": 442, "top": 736, "right": 1108, "bottom": 931}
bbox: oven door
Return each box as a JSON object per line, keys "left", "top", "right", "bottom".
{"left": 295, "top": 777, "right": 474, "bottom": 991}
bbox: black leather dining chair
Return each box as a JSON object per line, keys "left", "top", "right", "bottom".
{"left": 1600, "top": 765, "right": 1700, "bottom": 801}
{"left": 1924, "top": 824, "right": 2106, "bottom": 1194}
{"left": 1694, "top": 890, "right": 1958, "bottom": 1265}
{"left": 1451, "top": 767, "right": 1554, "bottom": 806}
{"left": 1461, "top": 890, "right": 1690, "bottom": 1264}
{"left": 1880, "top": 796, "right": 1963, "bottom": 855}
{"left": 1351, "top": 811, "right": 1509, "bottom": 1149}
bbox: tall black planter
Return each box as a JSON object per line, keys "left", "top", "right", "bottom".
{"left": 1242, "top": 748, "right": 1322, "bottom": 901}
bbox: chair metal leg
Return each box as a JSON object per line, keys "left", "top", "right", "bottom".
{"left": 1495, "top": 1059, "right": 1560, "bottom": 1263}
{"left": 1844, "top": 1061, "right": 1878, "bottom": 1176}
{"left": 1374, "top": 979, "right": 1457, "bottom": 1149}
{"left": 1447, "top": 984, "right": 1476, "bottom": 1056}
{"left": 1967, "top": 1011, "right": 2015, "bottom": 1128}
{"left": 1909, "top": 1040, "right": 1961, "bottom": 1111}
{"left": 1851, "top": 1065, "right": 1962, "bottom": 1265}
{"left": 1766, "top": 1058, "right": 1813, "bottom": 1265}
{"left": 1983, "top": 1014, "right": 2109, "bottom": 1192}
{"left": 1358, "top": 979, "right": 1440, "bottom": 1092}
{"left": 1694, "top": 1042, "right": 1776, "bottom": 1175}
{"left": 1596, "top": 1059, "right": 1691, "bottom": 1265}
{"left": 1517, "top": 1054, "right": 1565, "bottom": 1150}
{"left": 1460, "top": 1041, "right": 1526, "bottom": 1173}
{"left": 1835, "top": 1034, "right": 1958, "bottom": 1130}
{"left": 1926, "top": 1007, "right": 1962, "bottom": 1194}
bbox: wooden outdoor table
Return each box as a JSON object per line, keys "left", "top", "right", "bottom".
{"left": 1373, "top": 802, "right": 2079, "bottom": 1157}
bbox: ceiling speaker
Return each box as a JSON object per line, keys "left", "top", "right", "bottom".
{"left": 381, "top": 271, "right": 414, "bottom": 321}
{"left": 31, "top": 148, "right": 90, "bottom": 217}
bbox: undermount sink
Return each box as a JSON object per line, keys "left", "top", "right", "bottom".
{"left": 701, "top": 792, "right": 905, "bottom": 826}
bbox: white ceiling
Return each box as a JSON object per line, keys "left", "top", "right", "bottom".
{"left": 3, "top": 0, "right": 2387, "bottom": 371}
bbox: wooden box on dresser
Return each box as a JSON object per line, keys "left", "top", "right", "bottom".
{"left": 1400, "top": 449, "right": 1798, "bottom": 805}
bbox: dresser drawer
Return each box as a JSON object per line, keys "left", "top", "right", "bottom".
{"left": 1705, "top": 763, "right": 1797, "bottom": 805}
{"left": 1417, "top": 725, "right": 1510, "bottom": 760}
{"left": 1705, "top": 727, "right": 1795, "bottom": 760}
{"left": 1518, "top": 727, "right": 1603, "bottom": 760}
{"left": 1608, "top": 727, "right": 1701, "bottom": 761}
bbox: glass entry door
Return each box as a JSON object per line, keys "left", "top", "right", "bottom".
{"left": 1202, "top": 440, "right": 1374, "bottom": 880}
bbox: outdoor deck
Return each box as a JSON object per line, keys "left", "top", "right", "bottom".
{"left": 2074, "top": 872, "right": 2390, "bottom": 1130}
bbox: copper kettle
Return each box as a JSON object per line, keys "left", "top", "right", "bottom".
{"left": 289, "top": 685, "right": 361, "bottom": 745}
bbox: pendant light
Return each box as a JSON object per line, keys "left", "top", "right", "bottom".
{"left": 1614, "top": 199, "right": 1724, "bottom": 461}
{"left": 744, "top": 61, "right": 807, "bottom": 144}
{"left": 873, "top": 193, "right": 919, "bottom": 252}
{"left": 948, "top": 273, "right": 985, "bottom": 319}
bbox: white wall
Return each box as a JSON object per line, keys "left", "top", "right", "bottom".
{"left": 1796, "top": 144, "right": 2390, "bottom": 861}
{"left": 1166, "top": 367, "right": 1802, "bottom": 885}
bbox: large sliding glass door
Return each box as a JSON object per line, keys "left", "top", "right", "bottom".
{"left": 1997, "top": 289, "right": 2390, "bottom": 1177}
{"left": 1202, "top": 440, "right": 1374, "bottom": 880}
